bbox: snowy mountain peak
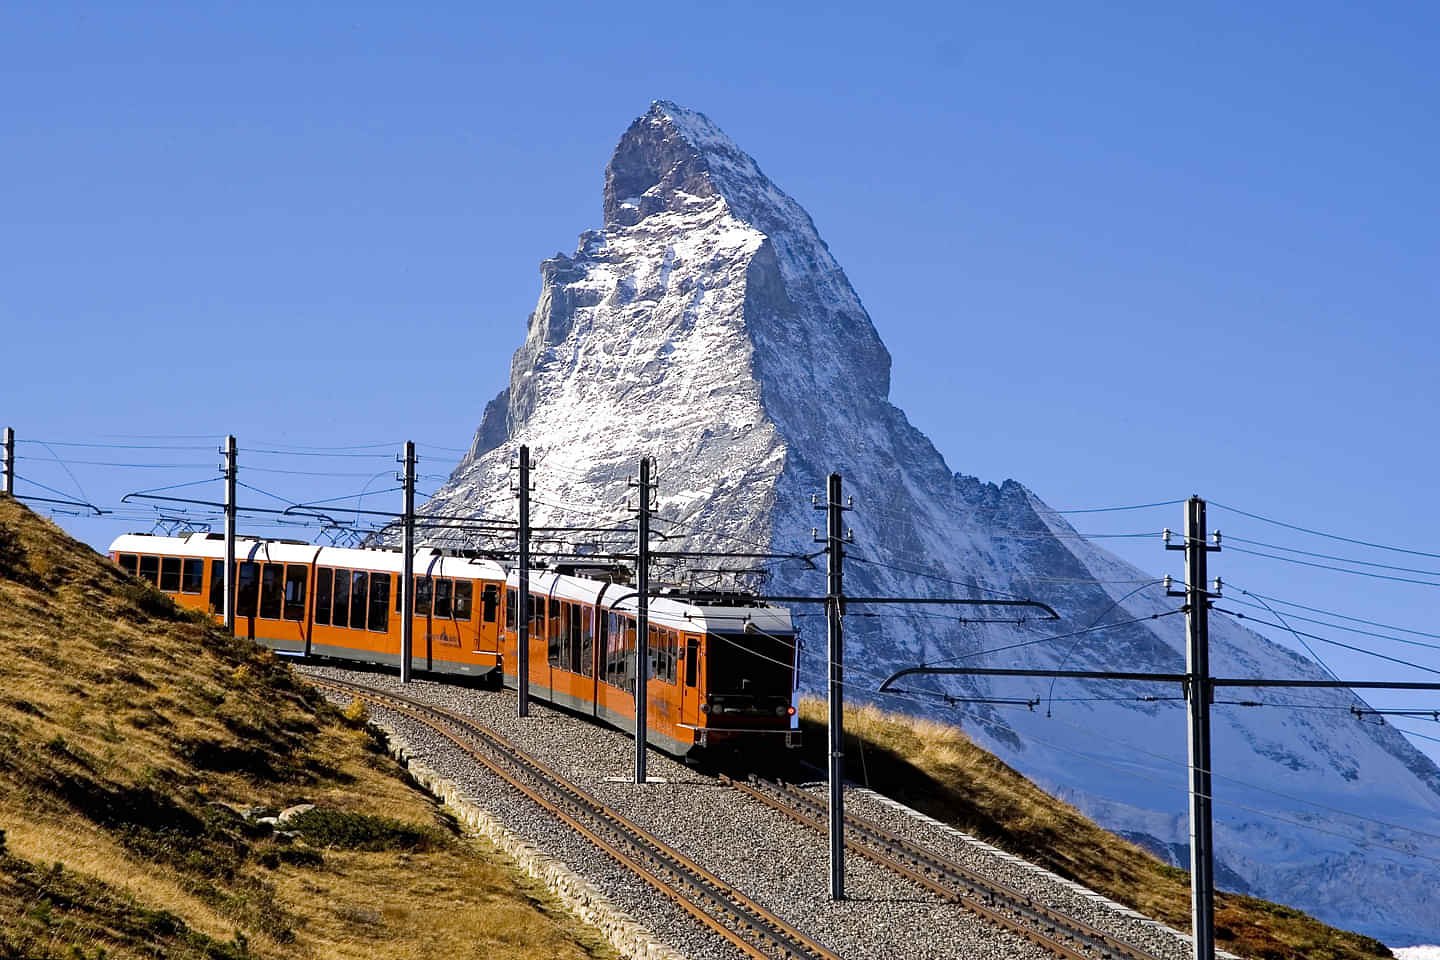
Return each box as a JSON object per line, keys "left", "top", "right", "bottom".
{"left": 428, "top": 102, "right": 1440, "bottom": 946}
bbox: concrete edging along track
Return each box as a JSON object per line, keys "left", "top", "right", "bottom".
{"left": 370, "top": 716, "right": 692, "bottom": 960}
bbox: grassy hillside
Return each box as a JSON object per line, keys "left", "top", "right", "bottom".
{"left": 0, "top": 498, "right": 616, "bottom": 960}
{"left": 798, "top": 700, "right": 1393, "bottom": 960}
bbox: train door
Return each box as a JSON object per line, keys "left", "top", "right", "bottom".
{"left": 680, "top": 633, "right": 700, "bottom": 726}
{"left": 475, "top": 582, "right": 501, "bottom": 657}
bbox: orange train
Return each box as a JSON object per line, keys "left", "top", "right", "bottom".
{"left": 108, "top": 533, "right": 800, "bottom": 753}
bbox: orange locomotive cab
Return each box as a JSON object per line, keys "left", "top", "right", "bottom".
{"left": 499, "top": 570, "right": 799, "bottom": 755}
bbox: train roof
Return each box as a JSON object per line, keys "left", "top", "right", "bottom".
{"left": 107, "top": 533, "right": 508, "bottom": 581}
{"left": 508, "top": 569, "right": 794, "bottom": 636}
{"left": 107, "top": 533, "right": 793, "bottom": 634}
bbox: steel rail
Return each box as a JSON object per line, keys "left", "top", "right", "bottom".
{"left": 307, "top": 676, "right": 840, "bottom": 960}
{"left": 722, "top": 776, "right": 1163, "bottom": 960}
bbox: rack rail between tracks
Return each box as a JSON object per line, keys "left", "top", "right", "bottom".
{"left": 719, "top": 775, "right": 1164, "bottom": 960}
{"left": 307, "top": 676, "right": 841, "bottom": 960}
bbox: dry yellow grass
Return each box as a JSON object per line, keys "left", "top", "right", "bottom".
{"left": 0, "top": 498, "right": 617, "bottom": 960}
{"left": 798, "top": 698, "right": 1393, "bottom": 960}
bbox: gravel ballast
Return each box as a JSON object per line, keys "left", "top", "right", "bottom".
{"left": 302, "top": 664, "right": 1216, "bottom": 960}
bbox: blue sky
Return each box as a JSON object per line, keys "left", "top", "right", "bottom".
{"left": 3, "top": 0, "right": 1439, "bottom": 777}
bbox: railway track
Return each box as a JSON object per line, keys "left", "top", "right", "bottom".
{"left": 719, "top": 775, "right": 1162, "bottom": 960}
{"left": 307, "top": 676, "right": 842, "bottom": 960}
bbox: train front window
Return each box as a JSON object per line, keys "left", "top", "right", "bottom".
{"left": 706, "top": 631, "right": 793, "bottom": 698}
{"left": 181, "top": 558, "right": 204, "bottom": 594}
{"left": 138, "top": 555, "right": 159, "bottom": 584}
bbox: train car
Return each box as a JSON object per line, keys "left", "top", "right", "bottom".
{"left": 502, "top": 569, "right": 799, "bottom": 754}
{"left": 108, "top": 533, "right": 507, "bottom": 679}
{"left": 107, "top": 533, "right": 800, "bottom": 754}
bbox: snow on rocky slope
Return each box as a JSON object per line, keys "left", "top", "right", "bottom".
{"left": 423, "top": 101, "right": 1440, "bottom": 946}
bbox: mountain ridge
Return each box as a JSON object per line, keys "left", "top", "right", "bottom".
{"left": 426, "top": 100, "right": 1440, "bottom": 945}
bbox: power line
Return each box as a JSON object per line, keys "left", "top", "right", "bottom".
{"left": 1213, "top": 607, "right": 1440, "bottom": 677}
{"left": 924, "top": 609, "right": 1184, "bottom": 667}
{"left": 1224, "top": 594, "right": 1440, "bottom": 653}
{"left": 1234, "top": 589, "right": 1440, "bottom": 642}
{"left": 1226, "top": 545, "right": 1440, "bottom": 587}
{"left": 1212, "top": 500, "right": 1440, "bottom": 561}
{"left": 1051, "top": 499, "right": 1187, "bottom": 514}
{"left": 1226, "top": 535, "right": 1440, "bottom": 578}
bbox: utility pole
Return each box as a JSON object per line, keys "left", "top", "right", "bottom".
{"left": 517, "top": 445, "right": 531, "bottom": 717}
{"left": 400, "top": 441, "right": 416, "bottom": 684}
{"left": 2, "top": 427, "right": 13, "bottom": 496}
{"left": 817, "top": 473, "right": 850, "bottom": 900}
{"left": 634, "top": 456, "right": 652, "bottom": 785}
{"left": 1167, "top": 495, "right": 1220, "bottom": 960}
{"left": 222, "top": 435, "right": 237, "bottom": 632}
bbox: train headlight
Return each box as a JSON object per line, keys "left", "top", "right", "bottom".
{"left": 775, "top": 705, "right": 787, "bottom": 717}
{"left": 699, "top": 702, "right": 708, "bottom": 714}
{"left": 787, "top": 706, "right": 796, "bottom": 716}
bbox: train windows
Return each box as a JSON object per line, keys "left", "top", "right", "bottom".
{"left": 482, "top": 585, "right": 498, "bottom": 624}
{"left": 686, "top": 636, "right": 699, "bottom": 688}
{"left": 158, "top": 557, "right": 182, "bottom": 593}
{"left": 547, "top": 599, "right": 561, "bottom": 667}
{"left": 314, "top": 568, "right": 333, "bottom": 626}
{"left": 350, "top": 571, "right": 368, "bottom": 630}
{"left": 549, "top": 600, "right": 561, "bottom": 646}
{"left": 414, "top": 577, "right": 432, "bottom": 616}
{"left": 454, "top": 581, "right": 473, "bottom": 621}
{"left": 368, "top": 574, "right": 389, "bottom": 632}
{"left": 259, "top": 564, "right": 283, "bottom": 619}
{"left": 332, "top": 568, "right": 350, "bottom": 628}
{"left": 528, "top": 595, "right": 543, "bottom": 636}
{"left": 603, "top": 612, "right": 620, "bottom": 686}
{"left": 117, "top": 554, "right": 138, "bottom": 576}
{"left": 434, "top": 579, "right": 452, "bottom": 618}
{"left": 210, "top": 560, "right": 224, "bottom": 613}
{"left": 138, "top": 555, "right": 159, "bottom": 585}
{"left": 579, "top": 607, "right": 593, "bottom": 678}
{"left": 505, "top": 588, "right": 517, "bottom": 630}
{"left": 181, "top": 558, "right": 204, "bottom": 594}
{"left": 566, "top": 602, "right": 583, "bottom": 673}
{"left": 283, "top": 565, "right": 307, "bottom": 621}
{"left": 236, "top": 562, "right": 260, "bottom": 618}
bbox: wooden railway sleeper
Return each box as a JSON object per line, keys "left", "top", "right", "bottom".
{"left": 310, "top": 678, "right": 840, "bottom": 960}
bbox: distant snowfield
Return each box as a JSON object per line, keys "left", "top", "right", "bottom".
{"left": 1395, "top": 948, "right": 1440, "bottom": 959}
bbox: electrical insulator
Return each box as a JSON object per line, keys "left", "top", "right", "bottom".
{"left": 1212, "top": 529, "right": 1222, "bottom": 547}
{"left": 1212, "top": 577, "right": 1223, "bottom": 595}
{"left": 1162, "top": 528, "right": 1172, "bottom": 545}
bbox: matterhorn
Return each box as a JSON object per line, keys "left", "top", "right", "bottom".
{"left": 422, "top": 101, "right": 1440, "bottom": 945}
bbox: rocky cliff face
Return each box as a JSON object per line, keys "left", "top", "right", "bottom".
{"left": 424, "top": 101, "right": 1440, "bottom": 945}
